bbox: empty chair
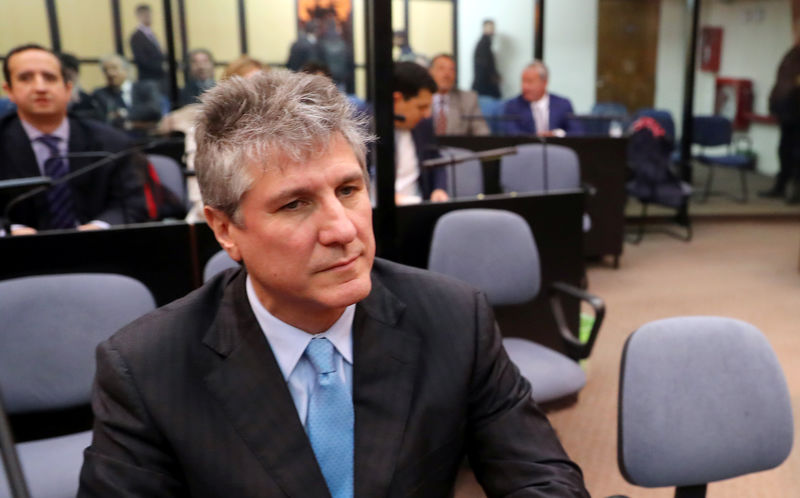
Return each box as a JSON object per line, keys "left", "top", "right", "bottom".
{"left": 0, "top": 273, "right": 156, "bottom": 498}
{"left": 691, "top": 115, "right": 755, "bottom": 203}
{"left": 500, "top": 143, "right": 581, "bottom": 194}
{"left": 428, "top": 208, "right": 604, "bottom": 405}
{"left": 147, "top": 154, "right": 188, "bottom": 208}
{"left": 203, "top": 249, "right": 241, "bottom": 282}
{"left": 439, "top": 146, "right": 484, "bottom": 198}
{"left": 619, "top": 316, "right": 793, "bottom": 497}
{"left": 583, "top": 101, "right": 628, "bottom": 136}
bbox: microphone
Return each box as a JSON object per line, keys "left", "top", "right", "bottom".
{"left": 421, "top": 146, "right": 518, "bottom": 169}
{"left": 2, "top": 137, "right": 184, "bottom": 233}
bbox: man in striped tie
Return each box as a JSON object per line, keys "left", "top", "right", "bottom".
{"left": 1, "top": 44, "right": 148, "bottom": 235}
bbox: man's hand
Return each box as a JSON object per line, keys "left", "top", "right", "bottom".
{"left": 78, "top": 223, "right": 103, "bottom": 231}
{"left": 11, "top": 226, "right": 37, "bottom": 236}
{"left": 430, "top": 189, "right": 449, "bottom": 203}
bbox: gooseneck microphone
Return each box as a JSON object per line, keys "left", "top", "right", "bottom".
{"left": 2, "top": 137, "right": 184, "bottom": 234}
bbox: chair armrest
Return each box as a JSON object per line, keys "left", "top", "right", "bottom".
{"left": 548, "top": 281, "right": 606, "bottom": 360}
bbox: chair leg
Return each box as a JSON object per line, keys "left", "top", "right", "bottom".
{"left": 700, "top": 164, "right": 714, "bottom": 203}
{"left": 738, "top": 169, "right": 748, "bottom": 203}
{"left": 629, "top": 203, "right": 647, "bottom": 244}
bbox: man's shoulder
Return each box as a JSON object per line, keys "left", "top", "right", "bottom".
{"left": 69, "top": 116, "right": 131, "bottom": 150}
{"left": 549, "top": 93, "right": 573, "bottom": 108}
{"left": 104, "top": 269, "right": 236, "bottom": 360}
{"left": 504, "top": 95, "right": 526, "bottom": 110}
{"left": 371, "top": 258, "right": 480, "bottom": 306}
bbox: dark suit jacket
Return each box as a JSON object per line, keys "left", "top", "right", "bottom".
{"left": 503, "top": 93, "right": 583, "bottom": 136}
{"left": 130, "top": 28, "right": 165, "bottom": 81}
{"left": 92, "top": 81, "right": 164, "bottom": 127}
{"left": 79, "top": 259, "right": 588, "bottom": 497}
{"left": 0, "top": 114, "right": 148, "bottom": 229}
{"left": 411, "top": 118, "right": 447, "bottom": 199}
{"left": 472, "top": 35, "right": 501, "bottom": 98}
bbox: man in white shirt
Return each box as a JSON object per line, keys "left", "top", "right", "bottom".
{"left": 503, "top": 60, "right": 583, "bottom": 136}
{"left": 393, "top": 61, "right": 448, "bottom": 204}
{"left": 428, "top": 54, "right": 490, "bottom": 136}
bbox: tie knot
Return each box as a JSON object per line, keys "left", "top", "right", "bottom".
{"left": 305, "top": 337, "right": 336, "bottom": 375}
{"left": 37, "top": 135, "right": 61, "bottom": 154}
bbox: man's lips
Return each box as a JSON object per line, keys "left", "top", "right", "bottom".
{"left": 319, "top": 254, "right": 360, "bottom": 273}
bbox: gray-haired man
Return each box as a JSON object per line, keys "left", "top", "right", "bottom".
{"left": 79, "top": 70, "right": 588, "bottom": 497}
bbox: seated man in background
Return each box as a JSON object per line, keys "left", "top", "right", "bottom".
{"left": 503, "top": 60, "right": 583, "bottom": 136}
{"left": 393, "top": 61, "right": 448, "bottom": 204}
{"left": 179, "top": 48, "right": 215, "bottom": 107}
{"left": 78, "top": 68, "right": 588, "bottom": 497}
{"left": 93, "top": 53, "right": 163, "bottom": 135}
{"left": 428, "top": 53, "right": 490, "bottom": 136}
{"left": 0, "top": 44, "right": 147, "bottom": 235}
{"left": 58, "top": 52, "right": 103, "bottom": 121}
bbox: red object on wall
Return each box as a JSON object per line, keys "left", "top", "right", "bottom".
{"left": 700, "top": 26, "right": 723, "bottom": 72}
{"left": 715, "top": 78, "right": 753, "bottom": 130}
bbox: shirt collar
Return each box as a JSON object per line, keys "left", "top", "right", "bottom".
{"left": 19, "top": 116, "right": 69, "bottom": 143}
{"left": 245, "top": 274, "right": 355, "bottom": 380}
{"left": 531, "top": 93, "right": 550, "bottom": 109}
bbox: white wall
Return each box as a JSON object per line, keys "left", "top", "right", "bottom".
{"left": 654, "top": 0, "right": 690, "bottom": 135}
{"left": 544, "top": 0, "right": 598, "bottom": 114}
{"left": 456, "top": 0, "right": 534, "bottom": 99}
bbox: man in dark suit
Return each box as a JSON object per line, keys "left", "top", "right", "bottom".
{"left": 130, "top": 3, "right": 165, "bottom": 84}
{"left": 93, "top": 53, "right": 163, "bottom": 135}
{"left": 78, "top": 69, "right": 588, "bottom": 497}
{"left": 179, "top": 48, "right": 216, "bottom": 107}
{"left": 472, "top": 19, "right": 501, "bottom": 98}
{"left": 393, "top": 61, "right": 448, "bottom": 204}
{"left": 503, "top": 60, "right": 583, "bottom": 136}
{"left": 429, "top": 53, "right": 490, "bottom": 136}
{"left": 0, "top": 44, "right": 148, "bottom": 235}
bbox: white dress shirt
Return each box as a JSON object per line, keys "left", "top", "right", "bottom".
{"left": 246, "top": 275, "right": 354, "bottom": 426}
{"left": 394, "top": 129, "right": 421, "bottom": 202}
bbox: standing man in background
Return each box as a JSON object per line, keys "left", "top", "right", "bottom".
{"left": 472, "top": 19, "right": 501, "bottom": 99}
{"left": 428, "top": 54, "right": 490, "bottom": 136}
{"left": 130, "top": 3, "right": 165, "bottom": 87}
{"left": 503, "top": 60, "right": 583, "bottom": 136}
{"left": 761, "top": 35, "right": 800, "bottom": 204}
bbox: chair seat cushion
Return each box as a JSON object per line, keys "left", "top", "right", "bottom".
{"left": 696, "top": 154, "right": 754, "bottom": 169}
{"left": 0, "top": 431, "right": 92, "bottom": 498}
{"left": 503, "top": 337, "right": 586, "bottom": 403}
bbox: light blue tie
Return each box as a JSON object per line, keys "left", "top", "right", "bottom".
{"left": 304, "top": 337, "right": 354, "bottom": 498}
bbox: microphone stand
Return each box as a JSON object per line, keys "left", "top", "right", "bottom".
{"left": 537, "top": 134, "right": 549, "bottom": 194}
{"left": 3, "top": 137, "right": 182, "bottom": 232}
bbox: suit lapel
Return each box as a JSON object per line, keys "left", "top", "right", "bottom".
{"left": 352, "top": 272, "right": 421, "bottom": 497}
{"left": 447, "top": 91, "right": 461, "bottom": 134}
{"left": 3, "top": 117, "right": 40, "bottom": 179}
{"left": 202, "top": 270, "right": 330, "bottom": 498}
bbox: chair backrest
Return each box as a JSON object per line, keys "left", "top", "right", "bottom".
{"left": 500, "top": 144, "right": 580, "bottom": 194}
{"left": 619, "top": 316, "right": 793, "bottom": 491}
{"left": 147, "top": 154, "right": 187, "bottom": 205}
{"left": 477, "top": 96, "right": 504, "bottom": 134}
{"left": 0, "top": 274, "right": 156, "bottom": 413}
{"left": 633, "top": 108, "right": 676, "bottom": 142}
{"left": 439, "top": 146, "right": 484, "bottom": 198}
{"left": 692, "top": 115, "right": 732, "bottom": 147}
{"left": 203, "top": 250, "right": 241, "bottom": 282}
{"left": 428, "top": 209, "right": 540, "bottom": 306}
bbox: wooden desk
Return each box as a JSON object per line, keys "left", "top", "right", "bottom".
{"left": 439, "top": 135, "right": 627, "bottom": 266}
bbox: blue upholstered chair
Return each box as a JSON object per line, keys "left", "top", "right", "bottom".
{"left": 147, "top": 154, "right": 188, "bottom": 208}
{"left": 691, "top": 115, "right": 755, "bottom": 203}
{"left": 203, "top": 249, "right": 241, "bottom": 283}
{"left": 619, "top": 316, "right": 793, "bottom": 497}
{"left": 0, "top": 273, "right": 156, "bottom": 498}
{"left": 439, "top": 146, "right": 484, "bottom": 199}
{"left": 428, "top": 209, "right": 604, "bottom": 405}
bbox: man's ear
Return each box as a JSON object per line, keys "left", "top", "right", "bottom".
{"left": 204, "top": 206, "right": 243, "bottom": 262}
{"left": 2, "top": 82, "right": 14, "bottom": 103}
{"left": 392, "top": 91, "right": 404, "bottom": 104}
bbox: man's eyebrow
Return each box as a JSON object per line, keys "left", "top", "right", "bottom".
{"left": 272, "top": 171, "right": 365, "bottom": 200}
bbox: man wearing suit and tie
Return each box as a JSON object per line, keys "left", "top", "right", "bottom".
{"left": 428, "top": 53, "right": 490, "bottom": 136}
{"left": 130, "top": 3, "right": 165, "bottom": 85}
{"left": 78, "top": 69, "right": 588, "bottom": 497}
{"left": 503, "top": 60, "right": 583, "bottom": 136}
{"left": 0, "top": 44, "right": 147, "bottom": 235}
{"left": 93, "top": 54, "right": 163, "bottom": 135}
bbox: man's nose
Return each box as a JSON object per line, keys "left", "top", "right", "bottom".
{"left": 318, "top": 200, "right": 357, "bottom": 246}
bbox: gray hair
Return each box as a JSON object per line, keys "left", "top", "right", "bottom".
{"left": 99, "top": 53, "right": 130, "bottom": 72}
{"left": 194, "top": 69, "right": 372, "bottom": 224}
{"left": 525, "top": 60, "right": 549, "bottom": 81}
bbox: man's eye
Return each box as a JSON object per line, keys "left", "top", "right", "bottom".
{"left": 280, "top": 200, "right": 302, "bottom": 211}
{"left": 339, "top": 186, "right": 357, "bottom": 197}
